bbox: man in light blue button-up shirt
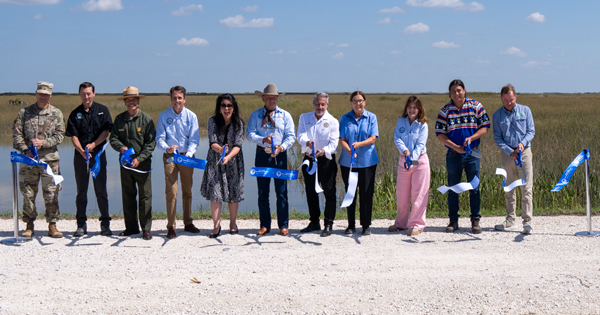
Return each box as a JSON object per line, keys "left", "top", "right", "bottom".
{"left": 492, "top": 84, "right": 535, "bottom": 235}
{"left": 246, "top": 84, "right": 296, "bottom": 236}
{"left": 156, "top": 86, "right": 201, "bottom": 238}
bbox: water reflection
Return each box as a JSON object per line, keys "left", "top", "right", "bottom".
{"left": 0, "top": 139, "right": 311, "bottom": 215}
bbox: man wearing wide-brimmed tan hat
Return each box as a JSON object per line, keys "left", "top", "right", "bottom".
{"left": 13, "top": 81, "right": 65, "bottom": 238}
{"left": 109, "top": 86, "right": 156, "bottom": 240}
{"left": 246, "top": 83, "right": 295, "bottom": 236}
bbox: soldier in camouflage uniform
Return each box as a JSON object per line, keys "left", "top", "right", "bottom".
{"left": 12, "top": 81, "right": 65, "bottom": 238}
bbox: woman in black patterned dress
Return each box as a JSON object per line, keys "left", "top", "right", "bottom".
{"left": 200, "top": 94, "right": 245, "bottom": 237}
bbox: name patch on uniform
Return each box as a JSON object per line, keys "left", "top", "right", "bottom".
{"left": 98, "top": 112, "right": 104, "bottom": 116}
{"left": 399, "top": 127, "right": 405, "bottom": 133}
{"left": 516, "top": 112, "right": 525, "bottom": 117}
{"left": 167, "top": 118, "right": 173, "bottom": 124}
{"left": 118, "top": 129, "right": 124, "bottom": 132}
{"left": 137, "top": 127, "right": 141, "bottom": 132}
{"left": 76, "top": 113, "right": 83, "bottom": 119}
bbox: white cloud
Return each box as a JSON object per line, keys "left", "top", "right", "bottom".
{"left": 0, "top": 0, "right": 59, "bottom": 4}
{"left": 432, "top": 41, "right": 460, "bottom": 48}
{"left": 241, "top": 5, "right": 258, "bottom": 12}
{"left": 327, "top": 42, "right": 335, "bottom": 46}
{"left": 78, "top": 0, "right": 123, "bottom": 12}
{"left": 176, "top": 37, "right": 209, "bottom": 46}
{"left": 527, "top": 12, "right": 545, "bottom": 23}
{"left": 33, "top": 13, "right": 42, "bottom": 19}
{"left": 332, "top": 52, "right": 344, "bottom": 59}
{"left": 271, "top": 50, "right": 297, "bottom": 55}
{"left": 404, "top": 22, "right": 429, "bottom": 34}
{"left": 500, "top": 47, "right": 527, "bottom": 57}
{"left": 220, "top": 15, "right": 273, "bottom": 28}
{"left": 390, "top": 50, "right": 402, "bottom": 55}
{"left": 337, "top": 43, "right": 349, "bottom": 47}
{"left": 172, "top": 4, "right": 203, "bottom": 16}
{"left": 378, "top": 6, "right": 405, "bottom": 13}
{"left": 376, "top": 17, "right": 391, "bottom": 24}
{"left": 522, "top": 61, "right": 549, "bottom": 68}
{"left": 406, "top": 0, "right": 484, "bottom": 11}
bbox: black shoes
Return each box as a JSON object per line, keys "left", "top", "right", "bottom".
{"left": 320, "top": 225, "right": 332, "bottom": 237}
{"left": 73, "top": 223, "right": 87, "bottom": 237}
{"left": 446, "top": 222, "right": 459, "bottom": 233}
{"left": 100, "top": 224, "right": 112, "bottom": 236}
{"left": 119, "top": 230, "right": 140, "bottom": 237}
{"left": 209, "top": 226, "right": 221, "bottom": 238}
{"left": 362, "top": 227, "right": 371, "bottom": 236}
{"left": 300, "top": 223, "right": 321, "bottom": 233}
{"left": 471, "top": 218, "right": 482, "bottom": 234}
{"left": 344, "top": 227, "right": 356, "bottom": 235}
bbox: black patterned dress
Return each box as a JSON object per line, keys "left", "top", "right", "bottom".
{"left": 200, "top": 117, "right": 245, "bottom": 203}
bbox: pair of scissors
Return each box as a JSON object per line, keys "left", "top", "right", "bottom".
{"left": 219, "top": 144, "right": 228, "bottom": 165}
{"left": 270, "top": 136, "right": 277, "bottom": 165}
{"left": 28, "top": 144, "right": 39, "bottom": 160}
{"left": 514, "top": 149, "right": 523, "bottom": 168}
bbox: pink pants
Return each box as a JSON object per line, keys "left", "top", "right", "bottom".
{"left": 394, "top": 153, "right": 430, "bottom": 231}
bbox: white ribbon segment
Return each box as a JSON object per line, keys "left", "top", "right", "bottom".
{"left": 299, "top": 159, "right": 324, "bottom": 194}
{"left": 495, "top": 168, "right": 526, "bottom": 192}
{"left": 437, "top": 176, "right": 479, "bottom": 194}
{"left": 341, "top": 171, "right": 358, "bottom": 208}
{"left": 45, "top": 163, "right": 64, "bottom": 185}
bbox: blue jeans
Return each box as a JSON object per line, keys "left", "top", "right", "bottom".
{"left": 446, "top": 150, "right": 481, "bottom": 222}
{"left": 255, "top": 149, "right": 289, "bottom": 230}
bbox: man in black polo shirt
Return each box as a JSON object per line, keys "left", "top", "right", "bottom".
{"left": 66, "top": 82, "right": 113, "bottom": 236}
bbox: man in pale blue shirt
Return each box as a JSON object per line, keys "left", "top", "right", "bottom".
{"left": 492, "top": 84, "right": 535, "bottom": 234}
{"left": 156, "top": 86, "right": 201, "bottom": 238}
{"left": 246, "top": 84, "right": 296, "bottom": 236}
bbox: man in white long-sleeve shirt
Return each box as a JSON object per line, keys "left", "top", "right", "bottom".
{"left": 297, "top": 92, "right": 339, "bottom": 237}
{"left": 156, "top": 85, "right": 201, "bottom": 238}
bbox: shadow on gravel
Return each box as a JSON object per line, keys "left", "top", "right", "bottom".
{"left": 290, "top": 233, "right": 322, "bottom": 246}
{"left": 65, "top": 233, "right": 103, "bottom": 247}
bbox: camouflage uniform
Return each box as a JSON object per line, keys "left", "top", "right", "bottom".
{"left": 13, "top": 103, "right": 65, "bottom": 223}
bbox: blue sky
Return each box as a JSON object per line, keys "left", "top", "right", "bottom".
{"left": 1, "top": 0, "right": 599, "bottom": 93}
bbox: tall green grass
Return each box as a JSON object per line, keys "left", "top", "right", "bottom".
{"left": 1, "top": 92, "right": 598, "bottom": 218}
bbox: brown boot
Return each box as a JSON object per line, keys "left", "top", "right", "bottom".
{"left": 22, "top": 221, "right": 34, "bottom": 238}
{"left": 471, "top": 218, "right": 482, "bottom": 234}
{"left": 48, "top": 222, "right": 63, "bottom": 238}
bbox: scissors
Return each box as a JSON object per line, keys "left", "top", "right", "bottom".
{"left": 461, "top": 140, "right": 481, "bottom": 159}
{"left": 219, "top": 144, "right": 228, "bottom": 165}
{"left": 514, "top": 149, "right": 523, "bottom": 168}
{"left": 270, "top": 136, "right": 277, "bottom": 165}
{"left": 28, "top": 144, "right": 39, "bottom": 160}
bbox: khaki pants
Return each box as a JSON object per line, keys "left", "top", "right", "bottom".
{"left": 500, "top": 147, "right": 533, "bottom": 223}
{"left": 163, "top": 153, "right": 194, "bottom": 229}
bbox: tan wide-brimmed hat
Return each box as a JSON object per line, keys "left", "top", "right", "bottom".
{"left": 254, "top": 83, "right": 285, "bottom": 97}
{"left": 36, "top": 81, "right": 53, "bottom": 95}
{"left": 117, "top": 86, "right": 146, "bottom": 100}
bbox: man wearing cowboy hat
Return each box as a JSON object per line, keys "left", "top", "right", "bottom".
{"left": 109, "top": 86, "right": 156, "bottom": 240}
{"left": 13, "top": 81, "right": 65, "bottom": 238}
{"left": 246, "top": 84, "right": 296, "bottom": 236}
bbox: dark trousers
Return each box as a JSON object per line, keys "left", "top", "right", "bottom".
{"left": 446, "top": 150, "right": 481, "bottom": 222}
{"left": 255, "top": 149, "right": 288, "bottom": 230}
{"left": 74, "top": 150, "right": 110, "bottom": 227}
{"left": 341, "top": 164, "right": 377, "bottom": 229}
{"left": 301, "top": 154, "right": 337, "bottom": 226}
{"left": 120, "top": 167, "right": 152, "bottom": 232}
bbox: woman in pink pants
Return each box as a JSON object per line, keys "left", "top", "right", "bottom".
{"left": 389, "top": 96, "right": 431, "bottom": 236}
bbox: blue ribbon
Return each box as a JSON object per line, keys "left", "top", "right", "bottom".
{"left": 11, "top": 150, "right": 64, "bottom": 184}
{"left": 120, "top": 148, "right": 152, "bottom": 173}
{"left": 220, "top": 144, "right": 227, "bottom": 164}
{"left": 250, "top": 167, "right": 298, "bottom": 180}
{"left": 29, "top": 145, "right": 38, "bottom": 160}
{"left": 461, "top": 142, "right": 473, "bottom": 158}
{"left": 306, "top": 143, "right": 317, "bottom": 175}
{"left": 167, "top": 149, "right": 206, "bottom": 170}
{"left": 350, "top": 144, "right": 356, "bottom": 166}
{"left": 86, "top": 147, "right": 90, "bottom": 173}
{"left": 90, "top": 142, "right": 109, "bottom": 179}
{"left": 514, "top": 150, "right": 523, "bottom": 168}
{"left": 551, "top": 149, "right": 590, "bottom": 192}
{"left": 404, "top": 155, "right": 412, "bottom": 170}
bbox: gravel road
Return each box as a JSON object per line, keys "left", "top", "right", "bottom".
{"left": 0, "top": 216, "right": 599, "bottom": 315}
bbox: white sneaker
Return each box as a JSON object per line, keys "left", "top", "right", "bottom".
{"left": 494, "top": 219, "right": 514, "bottom": 231}
{"left": 522, "top": 224, "right": 533, "bottom": 235}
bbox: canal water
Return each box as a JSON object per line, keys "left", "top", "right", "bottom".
{"left": 0, "top": 139, "right": 315, "bottom": 215}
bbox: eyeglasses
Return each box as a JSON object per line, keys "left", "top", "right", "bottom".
{"left": 351, "top": 99, "right": 365, "bottom": 105}
{"left": 220, "top": 104, "right": 234, "bottom": 108}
